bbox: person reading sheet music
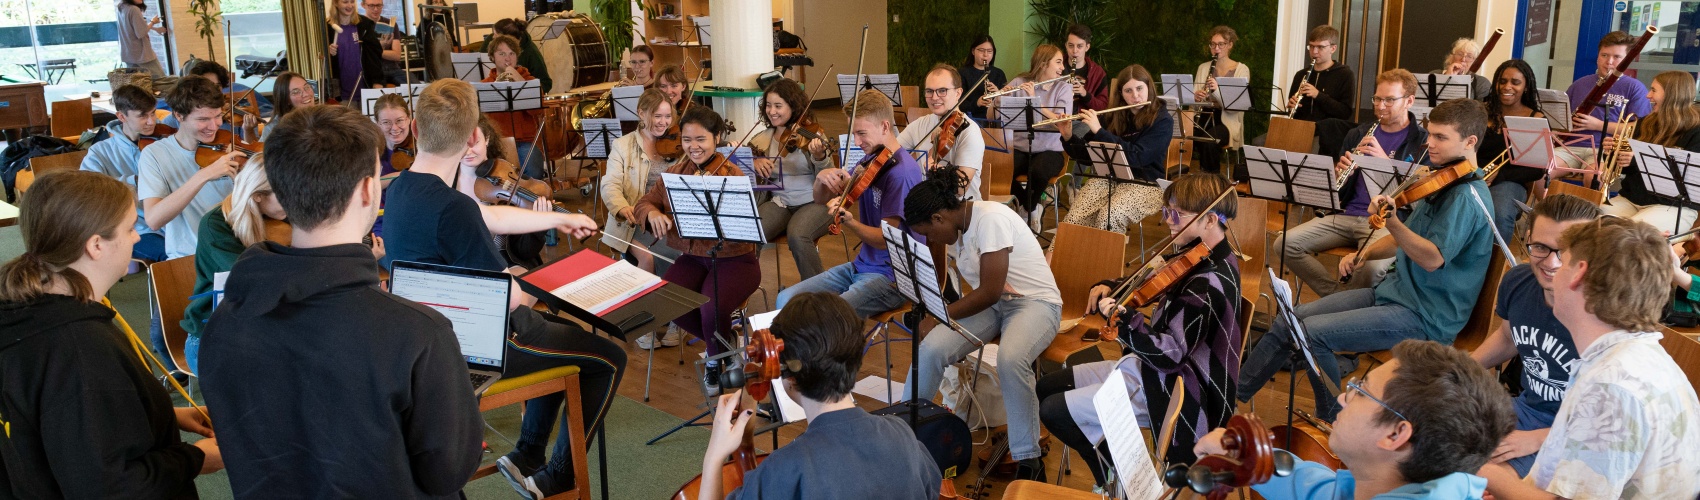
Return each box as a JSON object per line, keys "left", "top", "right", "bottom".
{"left": 483, "top": 34, "right": 549, "bottom": 180}
{"left": 1431, "top": 37, "right": 1493, "bottom": 101}
{"left": 1063, "top": 24, "right": 1109, "bottom": 112}
{"left": 1035, "top": 172, "right": 1242, "bottom": 487}
{"left": 1192, "top": 26, "right": 1250, "bottom": 175}
{"left": 901, "top": 167, "right": 1063, "bottom": 482}
{"left": 996, "top": 44, "right": 1075, "bottom": 233}
{"left": 1057, "top": 65, "right": 1169, "bottom": 234}
{"left": 0, "top": 171, "right": 222, "bottom": 498}
{"left": 753, "top": 78, "right": 834, "bottom": 282}
{"left": 360, "top": 0, "right": 408, "bottom": 86}
{"left": 962, "top": 36, "right": 1008, "bottom": 121}
{"left": 774, "top": 90, "right": 924, "bottom": 319}
{"left": 632, "top": 106, "right": 764, "bottom": 399}
{"left": 1481, "top": 60, "right": 1548, "bottom": 241}
{"left": 898, "top": 64, "right": 986, "bottom": 200}
{"left": 1241, "top": 99, "right": 1494, "bottom": 422}
{"left": 696, "top": 293, "right": 943, "bottom": 500}
{"left": 494, "top": 18, "right": 554, "bottom": 93}
{"left": 1478, "top": 217, "right": 1700, "bottom": 500}
{"left": 1273, "top": 70, "right": 1427, "bottom": 297}
{"left": 1202, "top": 340, "right": 1515, "bottom": 500}
{"left": 1468, "top": 194, "right": 1599, "bottom": 477}
{"left": 1567, "top": 31, "right": 1652, "bottom": 147}
{"left": 1602, "top": 71, "right": 1700, "bottom": 234}
{"left": 199, "top": 106, "right": 481, "bottom": 497}
{"left": 380, "top": 80, "right": 622, "bottom": 500}
{"left": 602, "top": 88, "right": 685, "bottom": 349}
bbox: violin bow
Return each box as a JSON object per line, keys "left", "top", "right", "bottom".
{"left": 1109, "top": 185, "right": 1236, "bottom": 306}
{"left": 840, "top": 24, "right": 870, "bottom": 167}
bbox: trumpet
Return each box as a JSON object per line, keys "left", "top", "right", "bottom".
{"left": 983, "top": 73, "right": 1082, "bottom": 100}
{"left": 1033, "top": 102, "right": 1150, "bottom": 127}
{"left": 1335, "top": 123, "right": 1378, "bottom": 189}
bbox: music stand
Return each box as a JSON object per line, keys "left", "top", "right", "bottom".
{"left": 716, "top": 146, "right": 783, "bottom": 191}
{"left": 837, "top": 134, "right": 867, "bottom": 166}
{"left": 1537, "top": 89, "right": 1572, "bottom": 131}
{"left": 474, "top": 81, "right": 543, "bottom": 159}
{"left": 1505, "top": 115, "right": 1598, "bottom": 176}
{"left": 1216, "top": 76, "right": 1252, "bottom": 112}
{"left": 610, "top": 85, "right": 644, "bottom": 122}
{"left": 1265, "top": 268, "right": 1339, "bottom": 448}
{"left": 574, "top": 118, "right": 622, "bottom": 161}
{"left": 452, "top": 52, "right": 496, "bottom": 83}
{"left": 1629, "top": 139, "right": 1700, "bottom": 235}
{"left": 837, "top": 74, "right": 903, "bottom": 106}
{"left": 881, "top": 221, "right": 985, "bottom": 428}
{"left": 359, "top": 84, "right": 425, "bottom": 120}
{"left": 1243, "top": 145, "right": 1341, "bottom": 278}
{"left": 1160, "top": 74, "right": 1200, "bottom": 106}
{"left": 1416, "top": 74, "right": 1473, "bottom": 109}
{"left": 992, "top": 96, "right": 1067, "bottom": 152}
{"left": 1082, "top": 142, "right": 1159, "bottom": 232}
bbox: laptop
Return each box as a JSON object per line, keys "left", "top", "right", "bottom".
{"left": 388, "top": 260, "right": 512, "bottom": 396}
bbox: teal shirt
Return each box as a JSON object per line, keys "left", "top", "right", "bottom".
{"left": 1373, "top": 173, "right": 1493, "bottom": 342}
{"left": 1253, "top": 462, "right": 1488, "bottom": 499}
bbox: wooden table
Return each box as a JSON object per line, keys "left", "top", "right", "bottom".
{"left": 0, "top": 199, "right": 19, "bottom": 228}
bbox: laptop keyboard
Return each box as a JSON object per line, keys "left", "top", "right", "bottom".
{"left": 470, "top": 372, "right": 494, "bottom": 391}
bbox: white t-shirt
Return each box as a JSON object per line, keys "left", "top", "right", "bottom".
{"left": 898, "top": 112, "right": 985, "bottom": 200}
{"left": 950, "top": 201, "right": 1061, "bottom": 306}
{"left": 138, "top": 140, "right": 233, "bottom": 259}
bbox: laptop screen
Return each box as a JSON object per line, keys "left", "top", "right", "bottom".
{"left": 388, "top": 261, "right": 511, "bottom": 369}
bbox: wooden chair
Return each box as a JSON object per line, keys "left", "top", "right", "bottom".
{"left": 1266, "top": 115, "right": 1317, "bottom": 154}
{"left": 470, "top": 366, "right": 591, "bottom": 500}
{"left": 1364, "top": 250, "right": 1508, "bottom": 366}
{"left": 1659, "top": 328, "right": 1700, "bottom": 394}
{"left": 149, "top": 255, "right": 197, "bottom": 376}
{"left": 896, "top": 85, "right": 920, "bottom": 126}
{"left": 862, "top": 303, "right": 916, "bottom": 402}
{"left": 1227, "top": 197, "right": 1268, "bottom": 304}
{"left": 982, "top": 144, "right": 1016, "bottom": 204}
{"left": 16, "top": 150, "right": 88, "bottom": 195}
{"left": 1166, "top": 138, "right": 1193, "bottom": 171}
{"left": 1041, "top": 223, "right": 1127, "bottom": 366}
{"left": 1543, "top": 180, "right": 1604, "bottom": 205}
{"left": 50, "top": 97, "right": 93, "bottom": 139}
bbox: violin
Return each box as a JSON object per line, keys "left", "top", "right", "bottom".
{"left": 135, "top": 124, "right": 177, "bottom": 149}
{"left": 1340, "top": 159, "right": 1479, "bottom": 283}
{"left": 389, "top": 136, "right": 417, "bottom": 172}
{"left": 1269, "top": 408, "right": 1344, "bottom": 471}
{"left": 931, "top": 110, "right": 969, "bottom": 165}
{"left": 1162, "top": 414, "right": 1291, "bottom": 500}
{"left": 1103, "top": 240, "right": 1211, "bottom": 335}
{"left": 751, "top": 70, "right": 839, "bottom": 169}
{"left": 653, "top": 84, "right": 701, "bottom": 161}
{"left": 826, "top": 145, "right": 899, "bottom": 235}
{"left": 194, "top": 129, "right": 262, "bottom": 169}
{"left": 674, "top": 328, "right": 785, "bottom": 500}
{"left": 473, "top": 159, "right": 569, "bottom": 214}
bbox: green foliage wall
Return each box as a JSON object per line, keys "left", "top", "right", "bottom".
{"left": 888, "top": 0, "right": 992, "bottom": 85}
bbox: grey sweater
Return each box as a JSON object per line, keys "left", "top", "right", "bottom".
{"left": 116, "top": 2, "right": 157, "bottom": 64}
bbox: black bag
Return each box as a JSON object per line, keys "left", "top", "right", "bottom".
{"left": 1, "top": 135, "right": 78, "bottom": 202}
{"left": 873, "top": 399, "right": 972, "bottom": 479}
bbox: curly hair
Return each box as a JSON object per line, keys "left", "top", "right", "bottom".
{"left": 1485, "top": 60, "right": 1541, "bottom": 131}
{"left": 1379, "top": 340, "right": 1515, "bottom": 483}
{"left": 759, "top": 78, "right": 810, "bottom": 128}
{"left": 903, "top": 164, "right": 969, "bottom": 226}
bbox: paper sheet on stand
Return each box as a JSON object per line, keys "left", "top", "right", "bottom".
{"left": 853, "top": 375, "right": 903, "bottom": 404}
{"left": 1094, "top": 368, "right": 1166, "bottom": 499}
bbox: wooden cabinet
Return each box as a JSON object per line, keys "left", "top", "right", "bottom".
{"left": 640, "top": 0, "right": 713, "bottom": 80}
{"left": 0, "top": 78, "right": 49, "bottom": 135}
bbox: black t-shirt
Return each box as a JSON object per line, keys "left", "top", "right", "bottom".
{"left": 1494, "top": 264, "right": 1578, "bottom": 417}
{"left": 381, "top": 170, "right": 505, "bottom": 272}
{"left": 728, "top": 408, "right": 942, "bottom": 500}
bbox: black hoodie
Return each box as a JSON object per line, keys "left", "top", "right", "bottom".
{"left": 199, "top": 242, "right": 482, "bottom": 499}
{"left": 0, "top": 294, "right": 204, "bottom": 499}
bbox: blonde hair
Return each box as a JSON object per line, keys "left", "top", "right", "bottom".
{"left": 1443, "top": 38, "right": 1481, "bottom": 70}
{"left": 227, "top": 155, "right": 278, "bottom": 247}
{"left": 1021, "top": 44, "right": 1064, "bottom": 81}
{"left": 1558, "top": 217, "right": 1670, "bottom": 332}
{"left": 0, "top": 171, "right": 133, "bottom": 303}
{"left": 1637, "top": 71, "right": 1700, "bottom": 147}
{"left": 843, "top": 89, "right": 893, "bottom": 125}
{"left": 415, "top": 79, "right": 480, "bottom": 156}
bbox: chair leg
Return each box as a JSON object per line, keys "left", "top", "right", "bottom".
{"left": 644, "top": 340, "right": 655, "bottom": 402}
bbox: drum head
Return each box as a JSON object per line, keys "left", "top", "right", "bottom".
{"left": 530, "top": 12, "right": 610, "bottom": 93}
{"left": 423, "top": 21, "right": 455, "bottom": 81}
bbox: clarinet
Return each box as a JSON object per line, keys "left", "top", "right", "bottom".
{"left": 1335, "top": 123, "right": 1378, "bottom": 189}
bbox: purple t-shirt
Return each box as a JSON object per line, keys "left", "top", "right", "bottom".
{"left": 1566, "top": 74, "right": 1651, "bottom": 146}
{"left": 336, "top": 24, "right": 362, "bottom": 102}
{"left": 850, "top": 147, "right": 924, "bottom": 280}
{"left": 1341, "top": 124, "right": 1413, "bottom": 216}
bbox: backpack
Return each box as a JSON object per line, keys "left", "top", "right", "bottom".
{"left": 1, "top": 135, "right": 79, "bottom": 202}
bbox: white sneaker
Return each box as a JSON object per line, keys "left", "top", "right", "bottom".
{"left": 636, "top": 325, "right": 684, "bottom": 349}
{"left": 1028, "top": 210, "right": 1044, "bottom": 233}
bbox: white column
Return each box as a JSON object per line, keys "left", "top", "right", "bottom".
{"left": 709, "top": 0, "right": 772, "bottom": 134}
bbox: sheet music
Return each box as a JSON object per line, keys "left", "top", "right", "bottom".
{"left": 993, "top": 96, "right": 1035, "bottom": 132}
{"left": 1629, "top": 139, "right": 1700, "bottom": 202}
{"left": 853, "top": 375, "right": 903, "bottom": 404}
{"left": 1409, "top": 105, "right": 1434, "bottom": 124}
{"left": 687, "top": 16, "right": 711, "bottom": 45}
{"left": 838, "top": 134, "right": 866, "bottom": 166}
{"left": 1243, "top": 146, "right": 1341, "bottom": 210}
{"left": 1159, "top": 96, "right": 1183, "bottom": 138}
{"left": 360, "top": 84, "right": 425, "bottom": 119}
{"left": 1268, "top": 268, "right": 1333, "bottom": 397}
{"left": 1350, "top": 154, "right": 1419, "bottom": 194}
{"left": 1504, "top": 116, "right": 1554, "bottom": 169}
{"left": 716, "top": 146, "right": 782, "bottom": 191}
{"left": 1094, "top": 367, "right": 1166, "bottom": 500}
{"left": 1216, "top": 76, "right": 1251, "bottom": 111}
{"left": 1086, "top": 142, "right": 1134, "bottom": 180}
{"left": 451, "top": 52, "right": 494, "bottom": 83}
{"left": 661, "top": 173, "right": 766, "bottom": 243}
{"left": 836, "top": 74, "right": 903, "bottom": 105}
{"left": 1417, "top": 74, "right": 1473, "bottom": 106}
{"left": 579, "top": 118, "right": 623, "bottom": 159}
{"left": 472, "top": 80, "right": 543, "bottom": 113}
{"left": 1538, "top": 89, "right": 1572, "bottom": 131}
{"left": 611, "top": 85, "right": 644, "bottom": 121}
{"left": 881, "top": 222, "right": 951, "bottom": 321}
{"left": 548, "top": 259, "right": 663, "bottom": 315}
{"left": 1160, "top": 74, "right": 1197, "bottom": 105}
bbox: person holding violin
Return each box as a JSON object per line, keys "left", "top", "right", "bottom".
{"left": 263, "top": 71, "right": 318, "bottom": 141}
{"left": 1240, "top": 98, "right": 1495, "bottom": 422}
{"left": 901, "top": 166, "right": 1063, "bottom": 482}
{"left": 1480, "top": 59, "right": 1547, "bottom": 242}
{"left": 602, "top": 88, "right": 685, "bottom": 349}
{"left": 1467, "top": 194, "right": 1599, "bottom": 478}
{"left": 772, "top": 89, "right": 924, "bottom": 319}
{"left": 960, "top": 36, "right": 1007, "bottom": 122}
{"left": 81, "top": 84, "right": 168, "bottom": 263}
{"left": 697, "top": 293, "right": 943, "bottom": 500}
{"left": 138, "top": 76, "right": 241, "bottom": 261}
{"left": 753, "top": 78, "right": 835, "bottom": 281}
{"left": 453, "top": 115, "right": 550, "bottom": 269}
{"left": 1036, "top": 172, "right": 1241, "bottom": 486}
{"left": 656, "top": 65, "right": 692, "bottom": 113}
{"left": 483, "top": 34, "right": 549, "bottom": 180}
{"left": 1601, "top": 71, "right": 1700, "bottom": 233}
{"left": 997, "top": 43, "right": 1076, "bottom": 233}
{"left": 1058, "top": 64, "right": 1169, "bottom": 234}
{"left": 1478, "top": 217, "right": 1700, "bottom": 500}
{"left": 1200, "top": 340, "right": 1514, "bottom": 499}
{"left": 897, "top": 64, "right": 985, "bottom": 200}
{"left": 373, "top": 93, "right": 413, "bottom": 180}
{"left": 1275, "top": 69, "right": 1428, "bottom": 298}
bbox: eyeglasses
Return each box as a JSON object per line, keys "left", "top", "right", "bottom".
{"left": 1370, "top": 95, "right": 1409, "bottom": 105}
{"left": 1343, "top": 376, "right": 1408, "bottom": 422}
{"left": 974, "top": 47, "right": 996, "bottom": 54}
{"left": 378, "top": 119, "right": 409, "bottom": 130}
{"left": 1162, "top": 207, "right": 1200, "bottom": 225}
{"left": 1208, "top": 42, "right": 1232, "bottom": 48}
{"left": 1306, "top": 43, "right": 1334, "bottom": 50}
{"left": 923, "top": 87, "right": 957, "bottom": 97}
{"left": 1526, "top": 243, "right": 1557, "bottom": 260}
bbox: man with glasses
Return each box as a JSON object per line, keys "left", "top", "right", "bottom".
{"left": 1480, "top": 216, "right": 1700, "bottom": 500}
{"left": 898, "top": 64, "right": 986, "bottom": 200}
{"left": 1241, "top": 98, "right": 1494, "bottom": 422}
{"left": 1272, "top": 69, "right": 1426, "bottom": 297}
{"left": 1203, "top": 339, "right": 1515, "bottom": 499}
{"left": 1286, "top": 25, "right": 1356, "bottom": 123}
{"left": 1468, "top": 194, "right": 1599, "bottom": 477}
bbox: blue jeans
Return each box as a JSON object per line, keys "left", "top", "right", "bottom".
{"left": 1489, "top": 182, "right": 1528, "bottom": 245}
{"left": 775, "top": 262, "right": 907, "bottom": 319}
{"left": 133, "top": 233, "right": 167, "bottom": 262}
{"left": 1237, "top": 288, "right": 1428, "bottom": 421}
{"left": 904, "top": 297, "right": 1062, "bottom": 461}
{"left": 1507, "top": 397, "right": 1557, "bottom": 476}
{"left": 516, "top": 141, "right": 548, "bottom": 181}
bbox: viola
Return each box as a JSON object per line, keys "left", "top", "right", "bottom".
{"left": 826, "top": 145, "right": 899, "bottom": 235}
{"left": 389, "top": 136, "right": 417, "bottom": 172}
{"left": 1269, "top": 408, "right": 1343, "bottom": 471}
{"left": 1103, "top": 240, "right": 1211, "bottom": 335}
{"left": 931, "top": 110, "right": 970, "bottom": 165}
{"left": 194, "top": 129, "right": 262, "bottom": 169}
{"left": 473, "top": 159, "right": 567, "bottom": 214}
{"left": 673, "top": 329, "right": 785, "bottom": 500}
{"left": 135, "top": 124, "right": 177, "bottom": 149}
{"left": 1341, "top": 158, "right": 1478, "bottom": 283}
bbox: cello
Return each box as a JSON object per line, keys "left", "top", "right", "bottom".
{"left": 673, "top": 328, "right": 786, "bottom": 500}
{"left": 1160, "top": 414, "right": 1295, "bottom": 500}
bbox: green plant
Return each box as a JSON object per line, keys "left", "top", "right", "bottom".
{"left": 1026, "top": 0, "right": 1121, "bottom": 54}
{"left": 592, "top": 0, "right": 637, "bottom": 63}
{"left": 887, "top": 0, "right": 991, "bottom": 85}
{"left": 186, "top": 0, "right": 221, "bottom": 61}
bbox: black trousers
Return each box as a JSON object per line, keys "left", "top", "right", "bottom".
{"left": 1013, "top": 150, "right": 1065, "bottom": 213}
{"left": 1035, "top": 368, "right": 1113, "bottom": 487}
{"left": 507, "top": 308, "right": 628, "bottom": 477}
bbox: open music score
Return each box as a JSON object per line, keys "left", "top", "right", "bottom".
{"left": 1160, "top": 74, "right": 1199, "bottom": 105}
{"left": 716, "top": 146, "right": 782, "bottom": 191}
{"left": 360, "top": 84, "right": 425, "bottom": 118}
{"left": 1537, "top": 89, "right": 1572, "bottom": 131}
{"left": 579, "top": 118, "right": 623, "bottom": 159}
{"left": 661, "top": 173, "right": 767, "bottom": 244}
{"left": 1243, "top": 146, "right": 1342, "bottom": 211}
{"left": 472, "top": 80, "right": 542, "bottom": 114}
{"left": 610, "top": 85, "right": 644, "bottom": 121}
{"left": 1093, "top": 364, "right": 1166, "bottom": 500}
{"left": 451, "top": 52, "right": 495, "bottom": 83}
{"left": 1346, "top": 154, "right": 1421, "bottom": 195}
{"left": 836, "top": 73, "right": 902, "bottom": 105}
{"left": 521, "top": 250, "right": 666, "bottom": 316}
{"left": 837, "top": 134, "right": 866, "bottom": 166}
{"left": 881, "top": 221, "right": 951, "bottom": 322}
{"left": 1628, "top": 139, "right": 1700, "bottom": 234}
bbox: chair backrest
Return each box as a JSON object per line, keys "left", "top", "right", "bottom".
{"left": 982, "top": 145, "right": 1016, "bottom": 200}
{"left": 1153, "top": 376, "right": 1186, "bottom": 465}
{"left": 149, "top": 255, "right": 198, "bottom": 376}
{"left": 1238, "top": 296, "right": 1255, "bottom": 358}
{"left": 17, "top": 150, "right": 89, "bottom": 195}
{"left": 50, "top": 97, "right": 93, "bottom": 138}
{"left": 1543, "top": 181, "right": 1605, "bottom": 206}
{"left": 899, "top": 85, "right": 919, "bottom": 112}
{"left": 1167, "top": 138, "right": 1192, "bottom": 170}
{"left": 1658, "top": 328, "right": 1700, "bottom": 395}
{"left": 1454, "top": 250, "right": 1508, "bottom": 352}
{"left": 1226, "top": 196, "right": 1268, "bottom": 302}
{"left": 1050, "top": 223, "right": 1127, "bottom": 320}
{"left": 1266, "top": 116, "right": 1317, "bottom": 154}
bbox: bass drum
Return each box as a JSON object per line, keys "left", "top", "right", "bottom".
{"left": 421, "top": 20, "right": 456, "bottom": 82}
{"left": 525, "top": 12, "right": 610, "bottom": 93}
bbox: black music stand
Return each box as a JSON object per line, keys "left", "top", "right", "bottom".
{"left": 837, "top": 73, "right": 903, "bottom": 106}
{"left": 1242, "top": 145, "right": 1341, "bottom": 289}
{"left": 1264, "top": 268, "right": 1340, "bottom": 450}
{"left": 610, "top": 85, "right": 644, "bottom": 122}
{"left": 452, "top": 52, "right": 497, "bottom": 82}
{"left": 474, "top": 80, "right": 543, "bottom": 150}
{"left": 1082, "top": 142, "right": 1160, "bottom": 233}
{"left": 881, "top": 221, "right": 985, "bottom": 429}
{"left": 1630, "top": 139, "right": 1700, "bottom": 236}
{"left": 1416, "top": 74, "right": 1474, "bottom": 109}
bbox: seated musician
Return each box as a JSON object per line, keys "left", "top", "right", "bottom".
{"left": 774, "top": 89, "right": 924, "bottom": 319}
{"left": 163, "top": 61, "right": 272, "bottom": 132}
{"left": 898, "top": 64, "right": 985, "bottom": 200}
{"left": 0, "top": 171, "right": 222, "bottom": 498}
{"left": 1432, "top": 37, "right": 1493, "bottom": 101}
{"left": 483, "top": 34, "right": 549, "bottom": 180}
{"left": 1479, "top": 216, "right": 1700, "bottom": 500}
{"left": 755, "top": 78, "right": 835, "bottom": 281}
{"left": 373, "top": 93, "right": 411, "bottom": 182}
{"left": 996, "top": 44, "right": 1075, "bottom": 234}
{"left": 656, "top": 64, "right": 691, "bottom": 112}
{"left": 80, "top": 84, "right": 168, "bottom": 263}
{"left": 1480, "top": 60, "right": 1547, "bottom": 241}
{"left": 697, "top": 293, "right": 943, "bottom": 499}
{"left": 1274, "top": 69, "right": 1428, "bottom": 297}
{"left": 619, "top": 45, "right": 656, "bottom": 87}
{"left": 631, "top": 106, "right": 767, "bottom": 397}
{"left": 1602, "top": 71, "right": 1700, "bottom": 233}
{"left": 902, "top": 167, "right": 1064, "bottom": 482}
{"left": 1192, "top": 26, "right": 1250, "bottom": 176}
{"left": 1037, "top": 172, "right": 1242, "bottom": 488}
{"left": 1567, "top": 31, "right": 1652, "bottom": 147}
{"left": 262, "top": 71, "right": 318, "bottom": 141}
{"left": 494, "top": 18, "right": 553, "bottom": 93}
{"left": 1058, "top": 64, "right": 1169, "bottom": 234}
{"left": 961, "top": 36, "right": 1007, "bottom": 122}
{"left": 198, "top": 105, "right": 482, "bottom": 497}
{"left": 1063, "top": 24, "right": 1108, "bottom": 112}
{"left": 604, "top": 89, "right": 686, "bottom": 350}
{"left": 1240, "top": 98, "right": 1494, "bottom": 422}
{"left": 138, "top": 76, "right": 240, "bottom": 260}
{"left": 451, "top": 115, "right": 548, "bottom": 268}
{"left": 380, "top": 79, "right": 623, "bottom": 500}
{"left": 1201, "top": 340, "right": 1514, "bottom": 499}
{"left": 1469, "top": 194, "right": 1599, "bottom": 477}
{"left": 327, "top": 0, "right": 386, "bottom": 102}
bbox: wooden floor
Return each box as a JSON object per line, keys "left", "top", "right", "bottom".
{"left": 535, "top": 103, "right": 1344, "bottom": 497}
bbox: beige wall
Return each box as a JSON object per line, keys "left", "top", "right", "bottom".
{"left": 795, "top": 0, "right": 888, "bottom": 101}
{"left": 1474, "top": 0, "right": 1519, "bottom": 82}
{"left": 166, "top": 0, "right": 226, "bottom": 68}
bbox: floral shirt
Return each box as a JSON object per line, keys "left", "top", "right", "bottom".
{"left": 1529, "top": 330, "right": 1700, "bottom": 500}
